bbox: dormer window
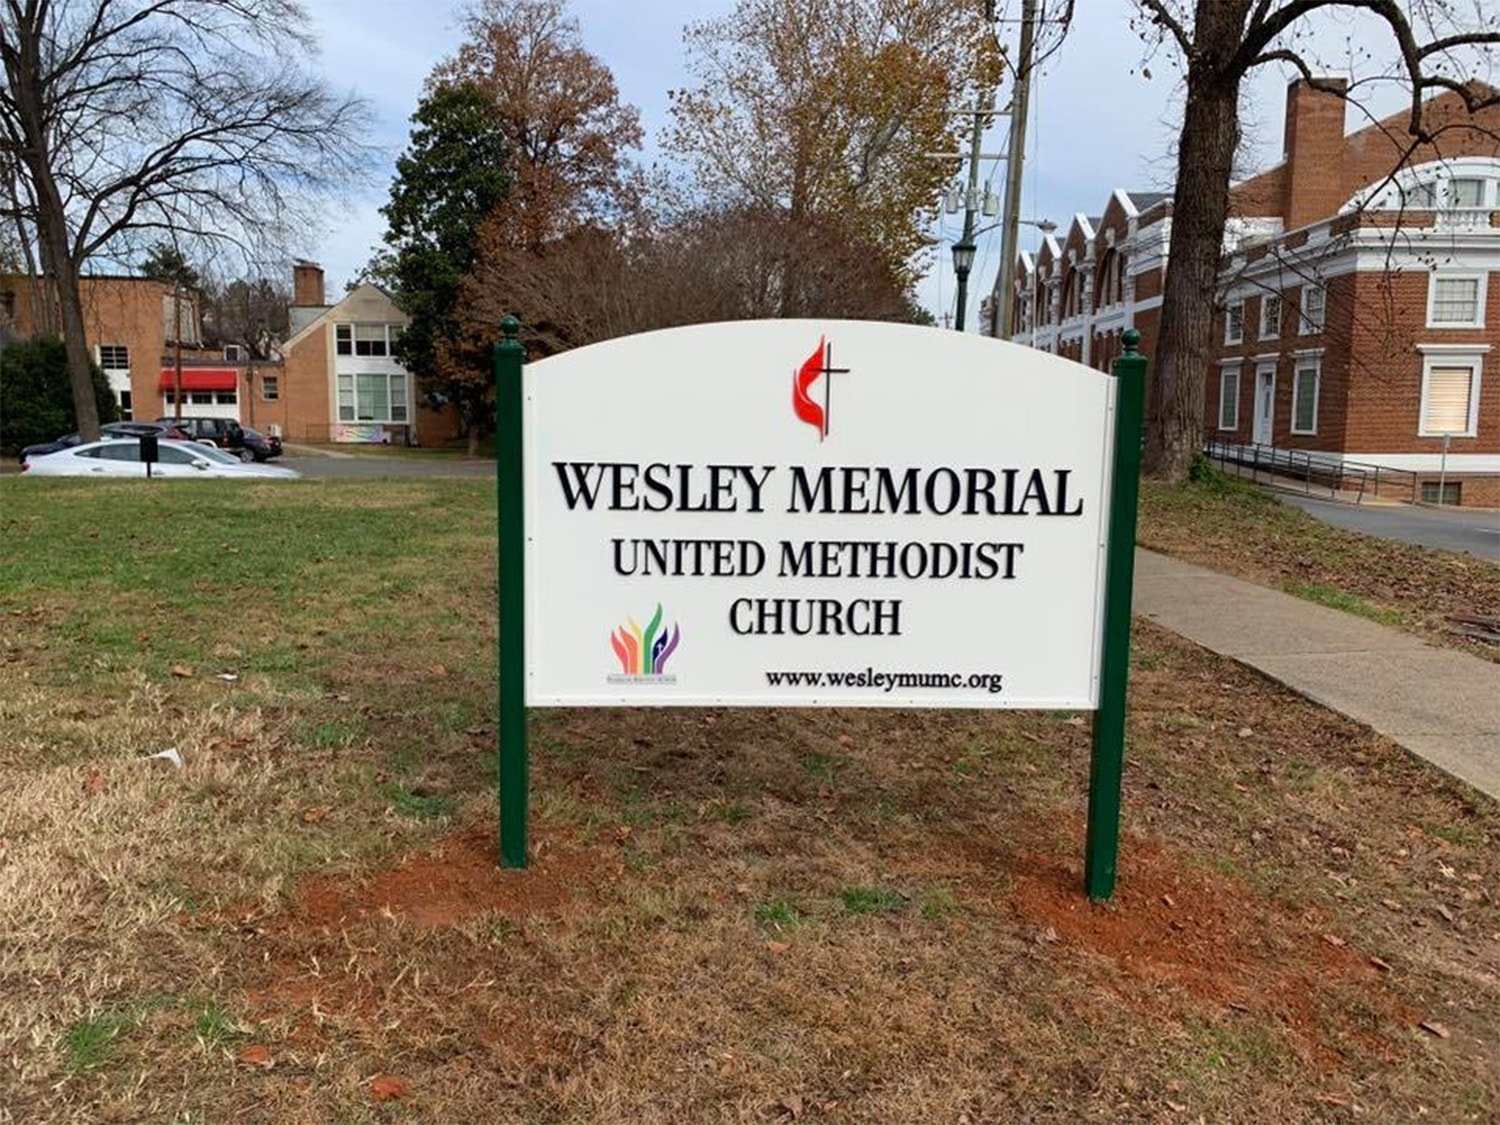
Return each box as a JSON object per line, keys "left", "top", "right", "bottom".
{"left": 1450, "top": 178, "right": 1485, "bottom": 208}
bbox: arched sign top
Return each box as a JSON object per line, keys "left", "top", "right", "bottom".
{"left": 522, "top": 318, "right": 1118, "bottom": 710}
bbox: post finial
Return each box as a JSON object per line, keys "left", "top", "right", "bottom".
{"left": 498, "top": 314, "right": 523, "bottom": 356}
{"left": 501, "top": 314, "right": 520, "bottom": 340}
{"left": 1122, "top": 328, "right": 1141, "bottom": 356}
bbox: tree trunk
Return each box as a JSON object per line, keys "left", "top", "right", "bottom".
{"left": 1143, "top": 0, "right": 1250, "bottom": 482}
{"left": 5, "top": 11, "right": 101, "bottom": 441}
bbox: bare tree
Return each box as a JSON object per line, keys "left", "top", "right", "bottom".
{"left": 460, "top": 205, "right": 923, "bottom": 358}
{"left": 0, "top": 0, "right": 371, "bottom": 440}
{"left": 1132, "top": 0, "right": 1499, "bottom": 482}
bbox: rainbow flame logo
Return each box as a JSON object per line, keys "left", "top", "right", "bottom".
{"left": 610, "top": 604, "right": 681, "bottom": 676}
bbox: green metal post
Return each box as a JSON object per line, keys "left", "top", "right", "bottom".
{"left": 1084, "top": 328, "right": 1148, "bottom": 901}
{"left": 495, "top": 315, "right": 528, "bottom": 868}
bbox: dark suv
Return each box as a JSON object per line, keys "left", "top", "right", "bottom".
{"left": 153, "top": 417, "right": 279, "bottom": 462}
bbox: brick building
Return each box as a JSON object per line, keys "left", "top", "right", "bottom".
{"left": 991, "top": 79, "right": 1500, "bottom": 507}
{"left": 0, "top": 273, "right": 242, "bottom": 424}
{"left": 272, "top": 262, "right": 461, "bottom": 445}
{"left": 2, "top": 262, "right": 463, "bottom": 446}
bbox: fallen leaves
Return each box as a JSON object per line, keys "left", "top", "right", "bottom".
{"left": 370, "top": 1074, "right": 409, "bottom": 1102}
{"left": 170, "top": 664, "right": 194, "bottom": 678}
{"left": 237, "top": 1045, "right": 273, "bottom": 1069}
{"left": 1418, "top": 1020, "right": 1450, "bottom": 1040}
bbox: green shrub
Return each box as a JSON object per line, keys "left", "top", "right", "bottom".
{"left": 0, "top": 336, "right": 117, "bottom": 454}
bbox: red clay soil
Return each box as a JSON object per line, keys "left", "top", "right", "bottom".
{"left": 288, "top": 825, "right": 616, "bottom": 931}
{"left": 241, "top": 825, "right": 621, "bottom": 1065}
{"left": 1011, "top": 837, "right": 1417, "bottom": 1070}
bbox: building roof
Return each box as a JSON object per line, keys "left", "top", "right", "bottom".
{"left": 1125, "top": 191, "right": 1171, "bottom": 212}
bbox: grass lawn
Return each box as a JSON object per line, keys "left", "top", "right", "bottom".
{"left": 1, "top": 478, "right": 1496, "bottom": 1122}
{"left": 1139, "top": 470, "right": 1500, "bottom": 661}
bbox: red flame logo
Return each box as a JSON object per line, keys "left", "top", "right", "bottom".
{"left": 792, "top": 337, "right": 851, "bottom": 440}
{"left": 793, "top": 337, "right": 831, "bottom": 439}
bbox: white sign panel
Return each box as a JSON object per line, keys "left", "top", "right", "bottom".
{"left": 524, "top": 319, "right": 1115, "bottom": 708}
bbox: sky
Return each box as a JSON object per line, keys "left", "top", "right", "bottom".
{"left": 298, "top": 0, "right": 1426, "bottom": 326}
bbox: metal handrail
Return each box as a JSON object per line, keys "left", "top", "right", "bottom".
{"left": 1204, "top": 439, "right": 1419, "bottom": 504}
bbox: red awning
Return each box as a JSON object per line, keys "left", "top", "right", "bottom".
{"left": 157, "top": 367, "right": 239, "bottom": 392}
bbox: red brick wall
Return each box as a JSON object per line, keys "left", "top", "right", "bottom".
{"left": 1341, "top": 269, "right": 1499, "bottom": 457}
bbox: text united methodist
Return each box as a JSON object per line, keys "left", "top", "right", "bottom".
{"left": 552, "top": 460, "right": 1090, "bottom": 637}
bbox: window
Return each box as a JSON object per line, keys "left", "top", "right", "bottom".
{"left": 119, "top": 390, "right": 132, "bottom": 421}
{"left": 1259, "top": 295, "right": 1281, "bottom": 340}
{"left": 1427, "top": 274, "right": 1485, "bottom": 328}
{"left": 1291, "top": 358, "right": 1320, "bottom": 434}
{"left": 215, "top": 391, "right": 237, "bottom": 405}
{"left": 1218, "top": 364, "right": 1241, "bottom": 430}
{"left": 1225, "top": 300, "right": 1244, "bottom": 345}
{"left": 335, "top": 323, "right": 400, "bottom": 357}
{"left": 338, "top": 371, "right": 408, "bottom": 423}
{"left": 356, "top": 372, "right": 388, "bottom": 420}
{"left": 1420, "top": 358, "right": 1481, "bottom": 437}
{"left": 354, "top": 324, "right": 388, "bottom": 356}
{"left": 390, "top": 374, "right": 408, "bottom": 422}
{"left": 99, "top": 442, "right": 142, "bottom": 462}
{"left": 262, "top": 375, "right": 280, "bottom": 401}
{"left": 157, "top": 445, "right": 197, "bottom": 465}
{"left": 1450, "top": 178, "right": 1485, "bottom": 208}
{"left": 1403, "top": 180, "right": 1437, "bottom": 208}
{"left": 189, "top": 392, "right": 213, "bottom": 405}
{"left": 1299, "top": 284, "right": 1325, "bottom": 334}
{"left": 1421, "top": 481, "right": 1462, "bottom": 505}
{"left": 98, "top": 344, "right": 129, "bottom": 370}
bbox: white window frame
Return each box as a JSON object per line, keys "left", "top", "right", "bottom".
{"left": 1291, "top": 356, "right": 1320, "bottom": 435}
{"left": 262, "top": 374, "right": 279, "bottom": 401}
{"left": 1259, "top": 294, "right": 1281, "bottom": 340}
{"left": 1298, "top": 283, "right": 1325, "bottom": 335}
{"left": 338, "top": 370, "right": 409, "bottom": 424}
{"left": 1417, "top": 344, "right": 1488, "bottom": 438}
{"left": 1225, "top": 300, "right": 1245, "bottom": 345}
{"left": 1426, "top": 271, "right": 1487, "bottom": 329}
{"left": 1217, "top": 362, "right": 1242, "bottom": 431}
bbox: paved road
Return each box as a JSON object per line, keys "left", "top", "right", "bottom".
{"left": 1279, "top": 493, "right": 1500, "bottom": 560}
{"left": 283, "top": 455, "right": 496, "bottom": 479}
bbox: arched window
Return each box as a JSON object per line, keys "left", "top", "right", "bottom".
{"left": 1095, "top": 250, "right": 1126, "bottom": 308}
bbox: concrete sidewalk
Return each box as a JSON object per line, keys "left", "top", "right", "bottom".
{"left": 1133, "top": 549, "right": 1500, "bottom": 801}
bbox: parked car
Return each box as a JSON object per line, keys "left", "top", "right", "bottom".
{"left": 18, "top": 421, "right": 191, "bottom": 464}
{"left": 239, "top": 426, "right": 283, "bottom": 462}
{"left": 22, "top": 438, "right": 300, "bottom": 480}
{"left": 154, "top": 416, "right": 263, "bottom": 461}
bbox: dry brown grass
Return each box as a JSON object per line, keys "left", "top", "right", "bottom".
{"left": 1, "top": 480, "right": 1496, "bottom": 1123}
{"left": 1139, "top": 474, "right": 1500, "bottom": 661}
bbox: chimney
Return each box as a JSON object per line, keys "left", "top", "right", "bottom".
{"left": 1282, "top": 77, "right": 1348, "bottom": 230}
{"left": 292, "top": 260, "right": 325, "bottom": 307}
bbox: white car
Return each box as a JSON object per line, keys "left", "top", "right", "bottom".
{"left": 22, "top": 438, "right": 301, "bottom": 480}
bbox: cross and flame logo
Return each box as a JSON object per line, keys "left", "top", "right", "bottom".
{"left": 792, "top": 336, "right": 850, "bottom": 441}
{"left": 609, "top": 604, "right": 681, "bottom": 677}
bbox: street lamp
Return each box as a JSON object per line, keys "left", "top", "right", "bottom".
{"left": 951, "top": 236, "right": 977, "bottom": 331}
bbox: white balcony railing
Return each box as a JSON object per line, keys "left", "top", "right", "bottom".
{"left": 1435, "top": 208, "right": 1495, "bottom": 233}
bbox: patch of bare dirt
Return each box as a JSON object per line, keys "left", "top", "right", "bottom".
{"left": 288, "top": 826, "right": 611, "bottom": 930}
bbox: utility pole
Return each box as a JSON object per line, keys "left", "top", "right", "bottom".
{"left": 996, "top": 0, "right": 1038, "bottom": 341}
{"left": 173, "top": 277, "right": 183, "bottom": 421}
{"left": 952, "top": 86, "right": 990, "bottom": 333}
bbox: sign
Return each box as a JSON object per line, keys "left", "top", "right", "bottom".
{"left": 523, "top": 320, "right": 1115, "bottom": 709}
